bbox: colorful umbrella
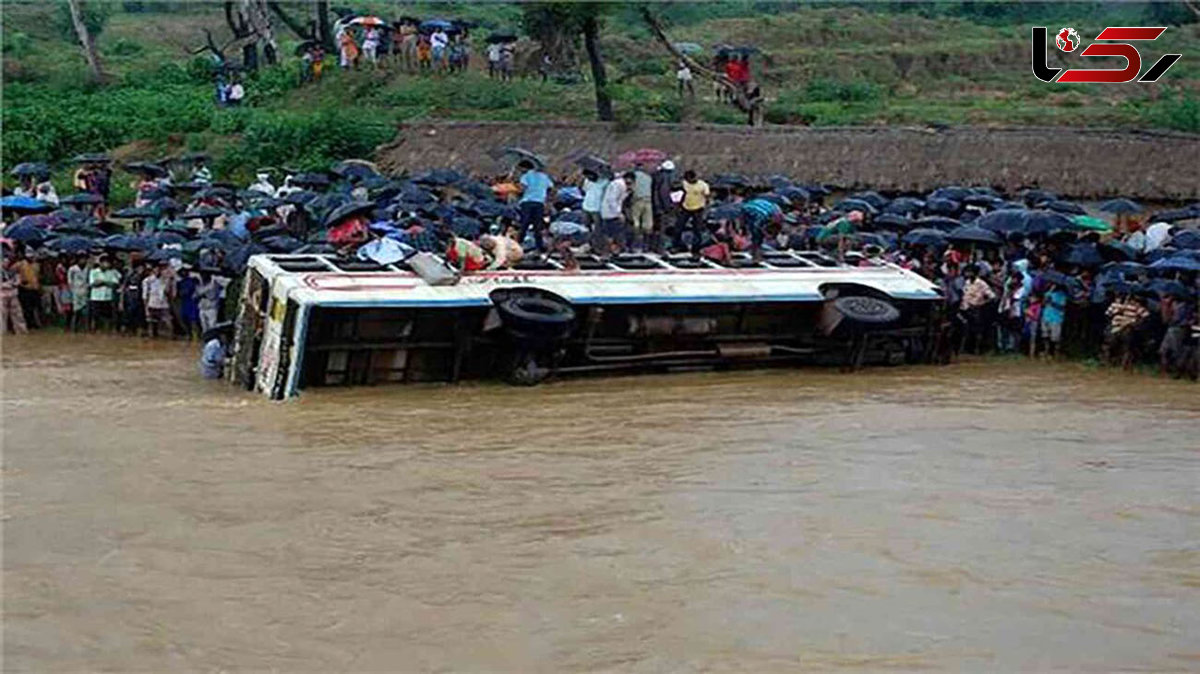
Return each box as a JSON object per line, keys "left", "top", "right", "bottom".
{"left": 1, "top": 195, "right": 56, "bottom": 215}
{"left": 615, "top": 148, "right": 667, "bottom": 169}
{"left": 1070, "top": 215, "right": 1112, "bottom": 232}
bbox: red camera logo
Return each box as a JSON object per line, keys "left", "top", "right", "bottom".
{"left": 1032, "top": 26, "right": 1182, "bottom": 83}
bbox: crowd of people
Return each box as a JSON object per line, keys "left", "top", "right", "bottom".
{"left": 3, "top": 148, "right": 1198, "bottom": 381}
{"left": 297, "top": 17, "right": 497, "bottom": 83}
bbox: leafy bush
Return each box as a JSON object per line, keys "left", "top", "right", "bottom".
{"left": 1142, "top": 88, "right": 1200, "bottom": 132}
{"left": 53, "top": 0, "right": 110, "bottom": 41}
{"left": 803, "top": 77, "right": 882, "bottom": 103}
{"left": 104, "top": 38, "right": 144, "bottom": 57}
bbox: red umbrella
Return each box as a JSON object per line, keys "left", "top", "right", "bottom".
{"left": 615, "top": 148, "right": 668, "bottom": 169}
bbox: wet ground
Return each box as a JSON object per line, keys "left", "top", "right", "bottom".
{"left": 3, "top": 332, "right": 1199, "bottom": 671}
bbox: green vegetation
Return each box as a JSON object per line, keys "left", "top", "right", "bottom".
{"left": 2, "top": 1, "right": 1197, "bottom": 184}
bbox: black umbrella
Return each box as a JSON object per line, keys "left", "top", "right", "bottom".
{"left": 331, "top": 159, "right": 379, "bottom": 181}
{"left": 151, "top": 197, "right": 182, "bottom": 214}
{"left": 9, "top": 162, "right": 49, "bottom": 178}
{"left": 574, "top": 154, "right": 612, "bottom": 177}
{"left": 946, "top": 225, "right": 1002, "bottom": 245}
{"left": 884, "top": 197, "right": 924, "bottom": 215}
{"left": 923, "top": 197, "right": 961, "bottom": 216}
{"left": 1038, "top": 270, "right": 1081, "bottom": 290}
{"left": 1044, "top": 200, "right": 1086, "bottom": 215}
{"left": 963, "top": 194, "right": 1003, "bottom": 208}
{"left": 1059, "top": 243, "right": 1104, "bottom": 267}
{"left": 283, "top": 190, "right": 318, "bottom": 205}
{"left": 711, "top": 173, "right": 749, "bottom": 189}
{"left": 59, "top": 192, "right": 104, "bottom": 206}
{"left": 124, "top": 161, "right": 169, "bottom": 178}
{"left": 1173, "top": 229, "right": 1200, "bottom": 250}
{"left": 102, "top": 234, "right": 153, "bottom": 251}
{"left": 45, "top": 235, "right": 98, "bottom": 254}
{"left": 490, "top": 146, "right": 545, "bottom": 169}
{"left": 4, "top": 222, "right": 48, "bottom": 243}
{"left": 195, "top": 186, "right": 235, "bottom": 201}
{"left": 413, "top": 168, "right": 464, "bottom": 186}
{"left": 975, "top": 208, "right": 1030, "bottom": 233}
{"left": 849, "top": 191, "right": 888, "bottom": 210}
{"left": 72, "top": 152, "right": 112, "bottom": 165}
{"left": 145, "top": 248, "right": 183, "bottom": 263}
{"left": 902, "top": 228, "right": 947, "bottom": 247}
{"left": 1149, "top": 208, "right": 1197, "bottom": 223}
{"left": 182, "top": 205, "right": 227, "bottom": 220}
{"left": 291, "top": 172, "right": 331, "bottom": 189}
{"left": 1099, "top": 241, "right": 1137, "bottom": 262}
{"left": 1024, "top": 209, "right": 1075, "bottom": 234}
{"left": 262, "top": 235, "right": 306, "bottom": 253}
{"left": 224, "top": 242, "right": 268, "bottom": 272}
{"left": 112, "top": 205, "right": 159, "bottom": 219}
{"left": 323, "top": 200, "right": 375, "bottom": 228}
{"left": 914, "top": 215, "right": 960, "bottom": 230}
{"left": 150, "top": 231, "right": 188, "bottom": 246}
{"left": 1099, "top": 198, "right": 1142, "bottom": 215}
{"left": 779, "top": 186, "right": 810, "bottom": 202}
{"left": 929, "top": 186, "right": 970, "bottom": 202}
{"left": 872, "top": 213, "right": 914, "bottom": 230}
{"left": 834, "top": 198, "right": 878, "bottom": 215}
{"left": 53, "top": 223, "right": 105, "bottom": 237}
{"left": 1021, "top": 188, "right": 1057, "bottom": 206}
{"left": 294, "top": 39, "right": 320, "bottom": 56}
{"left": 486, "top": 32, "right": 518, "bottom": 44}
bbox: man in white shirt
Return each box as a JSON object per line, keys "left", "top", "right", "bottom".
{"left": 581, "top": 170, "right": 609, "bottom": 231}
{"left": 487, "top": 42, "right": 502, "bottom": 78}
{"left": 597, "top": 172, "right": 632, "bottom": 257}
{"left": 676, "top": 61, "right": 694, "bottom": 98}
{"left": 1144, "top": 221, "right": 1173, "bottom": 252}
{"left": 142, "top": 264, "right": 173, "bottom": 339}
{"left": 248, "top": 171, "right": 276, "bottom": 197}
{"left": 431, "top": 29, "right": 449, "bottom": 68}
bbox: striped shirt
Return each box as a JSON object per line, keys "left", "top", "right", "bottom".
{"left": 1106, "top": 300, "right": 1148, "bottom": 334}
{"left": 741, "top": 198, "right": 782, "bottom": 227}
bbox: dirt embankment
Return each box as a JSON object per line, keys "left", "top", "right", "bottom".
{"left": 377, "top": 122, "right": 1200, "bottom": 200}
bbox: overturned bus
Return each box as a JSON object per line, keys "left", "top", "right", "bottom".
{"left": 229, "top": 250, "right": 944, "bottom": 399}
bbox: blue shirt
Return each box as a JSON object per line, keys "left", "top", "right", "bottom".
{"left": 200, "top": 338, "right": 225, "bottom": 379}
{"left": 1042, "top": 288, "right": 1068, "bottom": 325}
{"left": 519, "top": 170, "right": 552, "bottom": 204}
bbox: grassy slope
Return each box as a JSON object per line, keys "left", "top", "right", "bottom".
{"left": 2, "top": 1, "right": 1198, "bottom": 187}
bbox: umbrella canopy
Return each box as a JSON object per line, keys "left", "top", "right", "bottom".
{"left": 1024, "top": 210, "right": 1075, "bottom": 234}
{"left": 182, "top": 205, "right": 227, "bottom": 220}
{"left": 1037, "top": 270, "right": 1081, "bottom": 290}
{"left": 1099, "top": 198, "right": 1142, "bottom": 214}
{"left": 1172, "top": 229, "right": 1200, "bottom": 250}
{"left": 778, "top": 185, "right": 810, "bottom": 202}
{"left": 672, "top": 41, "right": 703, "bottom": 54}
{"left": 283, "top": 190, "right": 318, "bottom": 206}
{"left": 1099, "top": 240, "right": 1137, "bottom": 262}
{"left": 150, "top": 197, "right": 181, "bottom": 214}
{"left": 1, "top": 195, "right": 56, "bottom": 215}
{"left": 902, "top": 228, "right": 948, "bottom": 247}
{"left": 1059, "top": 243, "right": 1104, "bottom": 267}
{"left": 1021, "top": 188, "right": 1057, "bottom": 206}
{"left": 145, "top": 248, "right": 183, "bottom": 263}
{"left": 914, "top": 215, "right": 960, "bottom": 230}
{"left": 53, "top": 222, "right": 105, "bottom": 237}
{"left": 45, "top": 235, "right": 98, "bottom": 254}
{"left": 487, "top": 32, "right": 520, "bottom": 44}
{"left": 963, "top": 194, "right": 1003, "bottom": 209}
{"left": 929, "top": 186, "right": 971, "bottom": 202}
{"left": 883, "top": 197, "right": 924, "bottom": 215}
{"left": 1149, "top": 208, "right": 1198, "bottom": 223}
{"left": 413, "top": 168, "right": 464, "bottom": 186}
{"left": 615, "top": 148, "right": 668, "bottom": 169}
{"left": 10, "top": 162, "right": 49, "bottom": 178}
{"left": 976, "top": 209, "right": 1031, "bottom": 233}
{"left": 1070, "top": 215, "right": 1112, "bottom": 232}
{"left": 923, "top": 197, "right": 961, "bottom": 216}
{"left": 111, "top": 205, "right": 159, "bottom": 219}
{"left": 72, "top": 152, "right": 112, "bottom": 165}
{"left": 1150, "top": 256, "right": 1200, "bottom": 272}
{"left": 946, "top": 225, "right": 1002, "bottom": 245}
{"left": 833, "top": 198, "right": 878, "bottom": 215}
{"left": 123, "top": 161, "right": 168, "bottom": 178}
{"left": 291, "top": 172, "right": 331, "bottom": 189}
{"left": 574, "top": 154, "right": 613, "bottom": 176}
{"left": 323, "top": 200, "right": 375, "bottom": 228}
{"left": 849, "top": 190, "right": 888, "bottom": 210}
{"left": 3, "top": 222, "right": 49, "bottom": 243}
{"left": 418, "top": 18, "right": 457, "bottom": 33}
{"left": 102, "top": 234, "right": 153, "bottom": 251}
{"left": 1149, "top": 279, "right": 1195, "bottom": 298}
{"left": 349, "top": 15, "right": 385, "bottom": 26}
{"left": 150, "top": 231, "right": 188, "bottom": 246}
{"left": 58, "top": 192, "right": 104, "bottom": 206}
{"left": 1044, "top": 200, "right": 1086, "bottom": 215}
{"left": 871, "top": 213, "right": 914, "bottom": 230}
{"left": 331, "top": 159, "right": 380, "bottom": 181}
{"left": 490, "top": 146, "right": 545, "bottom": 169}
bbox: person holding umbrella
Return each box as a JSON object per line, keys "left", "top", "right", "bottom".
{"left": 516, "top": 159, "right": 553, "bottom": 253}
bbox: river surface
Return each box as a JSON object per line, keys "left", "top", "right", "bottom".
{"left": 3, "top": 332, "right": 1198, "bottom": 672}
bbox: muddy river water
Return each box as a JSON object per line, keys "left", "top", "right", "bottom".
{"left": 3, "top": 332, "right": 1198, "bottom": 672}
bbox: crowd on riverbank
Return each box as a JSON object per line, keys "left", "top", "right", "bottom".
{"left": 2, "top": 148, "right": 1198, "bottom": 378}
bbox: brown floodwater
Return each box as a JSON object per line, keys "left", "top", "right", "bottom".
{"left": 3, "top": 332, "right": 1198, "bottom": 672}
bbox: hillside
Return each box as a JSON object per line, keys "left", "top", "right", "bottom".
{"left": 3, "top": 1, "right": 1198, "bottom": 188}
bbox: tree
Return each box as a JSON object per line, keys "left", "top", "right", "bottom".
{"left": 63, "top": 0, "right": 107, "bottom": 83}
{"left": 521, "top": 3, "right": 614, "bottom": 122}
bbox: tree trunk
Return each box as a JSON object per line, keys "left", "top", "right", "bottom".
{"left": 582, "top": 15, "right": 613, "bottom": 122}
{"left": 315, "top": 0, "right": 334, "bottom": 50}
{"left": 267, "top": 0, "right": 314, "bottom": 40}
{"left": 65, "top": 0, "right": 106, "bottom": 83}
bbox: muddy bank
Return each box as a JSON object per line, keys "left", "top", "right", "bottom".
{"left": 377, "top": 122, "right": 1200, "bottom": 200}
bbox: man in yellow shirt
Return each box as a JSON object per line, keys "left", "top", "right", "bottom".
{"left": 678, "top": 170, "right": 710, "bottom": 255}
{"left": 11, "top": 251, "right": 42, "bottom": 329}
